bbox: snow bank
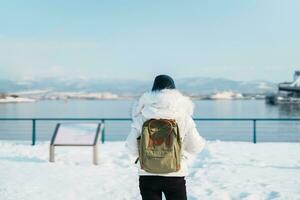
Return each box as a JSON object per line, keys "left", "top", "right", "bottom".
{"left": 42, "top": 92, "right": 119, "bottom": 100}
{"left": 0, "top": 96, "right": 35, "bottom": 103}
{"left": 3, "top": 91, "right": 121, "bottom": 101}
{"left": 0, "top": 141, "right": 300, "bottom": 200}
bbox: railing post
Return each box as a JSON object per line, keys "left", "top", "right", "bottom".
{"left": 101, "top": 119, "right": 105, "bottom": 144}
{"left": 253, "top": 119, "right": 257, "bottom": 144}
{"left": 32, "top": 119, "right": 36, "bottom": 146}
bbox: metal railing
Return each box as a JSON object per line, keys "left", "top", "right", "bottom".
{"left": 0, "top": 117, "right": 300, "bottom": 145}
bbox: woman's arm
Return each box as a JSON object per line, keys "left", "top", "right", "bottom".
{"left": 125, "top": 125, "right": 140, "bottom": 157}
{"left": 125, "top": 100, "right": 144, "bottom": 157}
{"left": 183, "top": 116, "right": 206, "bottom": 155}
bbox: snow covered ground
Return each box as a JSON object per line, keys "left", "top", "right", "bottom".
{"left": 0, "top": 141, "right": 300, "bottom": 200}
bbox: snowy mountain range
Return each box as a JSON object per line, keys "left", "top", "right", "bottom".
{"left": 0, "top": 77, "right": 277, "bottom": 95}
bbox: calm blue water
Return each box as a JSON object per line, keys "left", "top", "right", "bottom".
{"left": 0, "top": 99, "right": 300, "bottom": 142}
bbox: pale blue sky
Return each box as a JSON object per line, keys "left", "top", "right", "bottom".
{"left": 0, "top": 0, "right": 299, "bottom": 82}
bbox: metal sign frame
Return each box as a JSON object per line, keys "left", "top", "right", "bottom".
{"left": 49, "top": 122, "right": 103, "bottom": 165}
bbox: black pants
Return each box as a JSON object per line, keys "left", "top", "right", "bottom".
{"left": 139, "top": 176, "right": 187, "bottom": 200}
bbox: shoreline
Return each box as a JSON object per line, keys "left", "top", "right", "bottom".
{"left": 0, "top": 97, "right": 267, "bottom": 103}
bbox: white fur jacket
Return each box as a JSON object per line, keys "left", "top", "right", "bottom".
{"left": 125, "top": 89, "right": 205, "bottom": 177}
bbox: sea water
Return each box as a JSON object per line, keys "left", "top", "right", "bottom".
{"left": 0, "top": 99, "right": 299, "bottom": 142}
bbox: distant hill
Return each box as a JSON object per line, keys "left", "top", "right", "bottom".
{"left": 176, "top": 77, "right": 276, "bottom": 95}
{"left": 0, "top": 77, "right": 277, "bottom": 95}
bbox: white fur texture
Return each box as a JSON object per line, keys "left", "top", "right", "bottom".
{"left": 125, "top": 89, "right": 205, "bottom": 177}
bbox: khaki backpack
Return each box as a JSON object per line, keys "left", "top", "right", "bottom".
{"left": 136, "top": 118, "right": 182, "bottom": 174}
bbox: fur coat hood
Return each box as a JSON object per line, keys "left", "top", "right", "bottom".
{"left": 131, "top": 89, "right": 194, "bottom": 121}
